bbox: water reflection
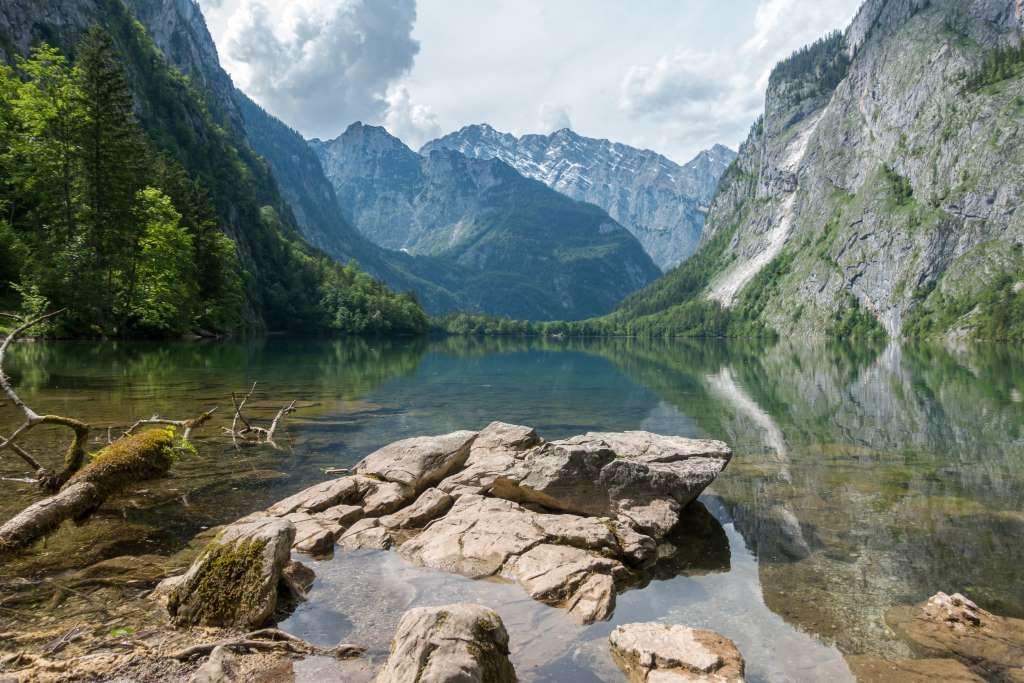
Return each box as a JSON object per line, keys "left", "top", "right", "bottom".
{"left": 1, "top": 335, "right": 1022, "bottom": 680}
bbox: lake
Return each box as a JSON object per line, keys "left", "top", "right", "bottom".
{"left": 1, "top": 337, "right": 1022, "bottom": 681}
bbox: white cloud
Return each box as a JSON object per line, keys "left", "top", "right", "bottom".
{"left": 213, "top": 0, "right": 420, "bottom": 140}
{"left": 383, "top": 85, "right": 442, "bottom": 149}
{"left": 617, "top": 0, "right": 861, "bottom": 156}
{"left": 536, "top": 103, "right": 572, "bottom": 133}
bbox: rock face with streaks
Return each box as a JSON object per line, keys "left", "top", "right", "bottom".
{"left": 615, "top": 0, "right": 1024, "bottom": 341}
{"left": 373, "top": 604, "right": 516, "bottom": 683}
{"left": 257, "top": 421, "right": 731, "bottom": 624}
{"left": 608, "top": 622, "right": 746, "bottom": 682}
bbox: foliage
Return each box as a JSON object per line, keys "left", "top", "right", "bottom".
{"left": 769, "top": 31, "right": 850, "bottom": 95}
{"left": 0, "top": 26, "right": 425, "bottom": 337}
{"left": 431, "top": 313, "right": 540, "bottom": 336}
{"left": 904, "top": 257, "right": 1024, "bottom": 341}
{"left": 827, "top": 293, "right": 888, "bottom": 344}
{"left": 881, "top": 164, "right": 914, "bottom": 206}
{"left": 966, "top": 38, "right": 1024, "bottom": 90}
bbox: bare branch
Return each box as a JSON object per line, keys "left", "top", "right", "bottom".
{"left": 264, "top": 400, "right": 298, "bottom": 445}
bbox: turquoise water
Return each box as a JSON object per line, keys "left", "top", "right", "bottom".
{"left": 1, "top": 337, "right": 1022, "bottom": 681}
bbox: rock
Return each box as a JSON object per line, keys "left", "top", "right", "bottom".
{"left": 190, "top": 646, "right": 238, "bottom": 683}
{"left": 254, "top": 424, "right": 732, "bottom": 626}
{"left": 374, "top": 603, "right": 516, "bottom": 683}
{"left": 161, "top": 517, "right": 295, "bottom": 629}
{"left": 285, "top": 512, "right": 336, "bottom": 556}
{"left": 438, "top": 422, "right": 538, "bottom": 498}
{"left": 319, "top": 504, "right": 364, "bottom": 526}
{"left": 398, "top": 494, "right": 632, "bottom": 624}
{"left": 282, "top": 560, "right": 316, "bottom": 595}
{"left": 609, "top": 623, "right": 745, "bottom": 683}
{"left": 355, "top": 430, "right": 478, "bottom": 492}
{"left": 502, "top": 544, "right": 623, "bottom": 623}
{"left": 379, "top": 488, "right": 453, "bottom": 529}
{"left": 846, "top": 656, "right": 985, "bottom": 682}
{"left": 338, "top": 518, "right": 394, "bottom": 551}
{"left": 491, "top": 432, "right": 731, "bottom": 537}
{"left": 888, "top": 592, "right": 1024, "bottom": 681}
{"left": 268, "top": 477, "right": 361, "bottom": 516}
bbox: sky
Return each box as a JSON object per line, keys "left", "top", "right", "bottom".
{"left": 196, "top": 0, "right": 864, "bottom": 163}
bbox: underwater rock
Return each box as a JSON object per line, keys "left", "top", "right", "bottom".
{"left": 373, "top": 603, "right": 516, "bottom": 683}
{"left": 158, "top": 516, "right": 295, "bottom": 629}
{"left": 888, "top": 592, "right": 1024, "bottom": 682}
{"left": 845, "top": 655, "right": 985, "bottom": 682}
{"left": 608, "top": 622, "right": 746, "bottom": 683}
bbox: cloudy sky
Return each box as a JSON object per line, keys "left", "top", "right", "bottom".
{"left": 197, "top": 0, "right": 863, "bottom": 163}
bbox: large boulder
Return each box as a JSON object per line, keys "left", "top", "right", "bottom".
{"left": 490, "top": 432, "right": 731, "bottom": 537}
{"left": 609, "top": 622, "right": 746, "bottom": 683}
{"left": 374, "top": 604, "right": 516, "bottom": 683}
{"left": 888, "top": 592, "right": 1024, "bottom": 682}
{"left": 355, "top": 430, "right": 478, "bottom": 492}
{"left": 158, "top": 517, "right": 295, "bottom": 629}
{"left": 438, "top": 422, "right": 540, "bottom": 498}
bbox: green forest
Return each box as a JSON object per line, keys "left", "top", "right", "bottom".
{"left": 0, "top": 27, "right": 426, "bottom": 338}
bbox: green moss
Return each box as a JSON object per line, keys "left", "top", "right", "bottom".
{"left": 171, "top": 538, "right": 268, "bottom": 626}
{"left": 66, "top": 427, "right": 176, "bottom": 494}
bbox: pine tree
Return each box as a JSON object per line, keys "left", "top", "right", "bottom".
{"left": 75, "top": 26, "right": 148, "bottom": 328}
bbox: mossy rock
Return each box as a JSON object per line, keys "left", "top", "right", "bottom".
{"left": 161, "top": 516, "right": 295, "bottom": 629}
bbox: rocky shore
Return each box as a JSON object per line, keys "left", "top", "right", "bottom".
{"left": 4, "top": 423, "right": 1022, "bottom": 682}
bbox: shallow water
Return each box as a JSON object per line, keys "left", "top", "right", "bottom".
{"left": 1, "top": 336, "right": 1022, "bottom": 680}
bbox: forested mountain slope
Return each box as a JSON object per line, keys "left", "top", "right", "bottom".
{"left": 0, "top": 0, "right": 426, "bottom": 335}
{"left": 607, "top": 0, "right": 1024, "bottom": 341}
{"left": 312, "top": 123, "right": 662, "bottom": 320}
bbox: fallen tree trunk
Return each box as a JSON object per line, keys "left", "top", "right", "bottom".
{"left": 0, "top": 428, "right": 176, "bottom": 552}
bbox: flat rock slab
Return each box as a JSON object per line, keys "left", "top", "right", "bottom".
{"left": 609, "top": 622, "right": 746, "bottom": 683}
{"left": 491, "top": 432, "right": 731, "bottom": 538}
{"left": 158, "top": 516, "right": 295, "bottom": 629}
{"left": 374, "top": 603, "right": 516, "bottom": 683}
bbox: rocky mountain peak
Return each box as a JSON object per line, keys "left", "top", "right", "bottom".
{"left": 421, "top": 124, "right": 736, "bottom": 269}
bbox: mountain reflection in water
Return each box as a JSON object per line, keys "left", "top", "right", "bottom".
{"left": 1, "top": 336, "right": 1021, "bottom": 681}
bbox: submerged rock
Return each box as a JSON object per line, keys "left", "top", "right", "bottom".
{"left": 190, "top": 646, "right": 239, "bottom": 683}
{"left": 259, "top": 422, "right": 732, "bottom": 624}
{"left": 887, "top": 592, "right": 1024, "bottom": 682}
{"left": 157, "top": 516, "right": 295, "bottom": 629}
{"left": 845, "top": 655, "right": 985, "bottom": 682}
{"left": 608, "top": 622, "right": 746, "bottom": 683}
{"left": 373, "top": 603, "right": 516, "bottom": 683}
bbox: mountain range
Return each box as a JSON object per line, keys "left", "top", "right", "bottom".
{"left": 311, "top": 123, "right": 661, "bottom": 320}
{"left": 422, "top": 125, "right": 736, "bottom": 270}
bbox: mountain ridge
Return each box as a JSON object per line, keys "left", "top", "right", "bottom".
{"left": 312, "top": 122, "right": 662, "bottom": 320}
{"left": 421, "top": 123, "right": 736, "bottom": 269}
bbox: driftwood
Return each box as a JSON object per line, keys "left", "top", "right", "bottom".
{"left": 0, "top": 312, "right": 218, "bottom": 551}
{"left": 224, "top": 382, "right": 300, "bottom": 449}
{"left": 0, "top": 428, "right": 181, "bottom": 551}
{"left": 168, "top": 628, "right": 365, "bottom": 661}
